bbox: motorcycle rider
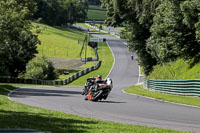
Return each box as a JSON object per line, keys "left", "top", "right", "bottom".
{"left": 98, "top": 78, "right": 113, "bottom": 90}
{"left": 82, "top": 75, "right": 103, "bottom": 95}
{"left": 85, "top": 77, "right": 113, "bottom": 100}
{"left": 95, "top": 75, "right": 102, "bottom": 83}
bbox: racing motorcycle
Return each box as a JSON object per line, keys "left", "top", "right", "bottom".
{"left": 85, "top": 78, "right": 113, "bottom": 102}
{"left": 82, "top": 77, "right": 96, "bottom": 95}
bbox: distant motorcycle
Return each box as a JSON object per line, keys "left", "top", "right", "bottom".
{"left": 85, "top": 78, "right": 113, "bottom": 102}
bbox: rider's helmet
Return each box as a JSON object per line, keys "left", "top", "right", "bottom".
{"left": 95, "top": 75, "right": 102, "bottom": 83}
{"left": 97, "top": 75, "right": 102, "bottom": 80}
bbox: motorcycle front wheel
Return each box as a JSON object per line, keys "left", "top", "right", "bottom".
{"left": 91, "top": 90, "right": 103, "bottom": 102}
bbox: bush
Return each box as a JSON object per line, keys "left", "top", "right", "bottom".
{"left": 24, "top": 56, "right": 58, "bottom": 80}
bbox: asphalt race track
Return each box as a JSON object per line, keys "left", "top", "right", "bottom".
{"left": 9, "top": 27, "right": 200, "bottom": 132}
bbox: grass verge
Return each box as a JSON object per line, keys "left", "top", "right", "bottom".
{"left": 0, "top": 83, "right": 187, "bottom": 133}
{"left": 124, "top": 85, "right": 200, "bottom": 107}
{"left": 67, "top": 42, "right": 114, "bottom": 86}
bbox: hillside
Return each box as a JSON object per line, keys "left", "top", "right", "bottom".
{"left": 35, "top": 23, "right": 95, "bottom": 59}
{"left": 147, "top": 58, "right": 200, "bottom": 80}
{"left": 87, "top": 5, "right": 107, "bottom": 20}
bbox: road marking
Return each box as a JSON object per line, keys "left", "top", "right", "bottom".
{"left": 8, "top": 88, "right": 20, "bottom": 101}
{"left": 105, "top": 41, "right": 116, "bottom": 79}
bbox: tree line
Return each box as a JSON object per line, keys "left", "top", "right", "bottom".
{"left": 101, "top": 0, "right": 200, "bottom": 75}
{"left": 0, "top": 0, "right": 88, "bottom": 78}
{"left": 88, "top": 0, "right": 101, "bottom": 5}
{"left": 34, "top": 0, "right": 88, "bottom": 26}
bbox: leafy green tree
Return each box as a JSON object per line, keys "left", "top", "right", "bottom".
{"left": 101, "top": 0, "right": 160, "bottom": 74}
{"left": 147, "top": 0, "right": 200, "bottom": 64}
{"left": 101, "top": 0, "right": 200, "bottom": 75}
{"left": 88, "top": 0, "right": 101, "bottom": 5}
{"left": 0, "top": 0, "right": 40, "bottom": 77}
{"left": 34, "top": 0, "right": 88, "bottom": 26}
{"left": 24, "top": 56, "right": 58, "bottom": 80}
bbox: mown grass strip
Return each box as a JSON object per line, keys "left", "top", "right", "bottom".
{"left": 87, "top": 9, "right": 107, "bottom": 20}
{"left": 34, "top": 23, "right": 95, "bottom": 59}
{"left": 124, "top": 85, "right": 200, "bottom": 107}
{"left": 0, "top": 84, "right": 187, "bottom": 133}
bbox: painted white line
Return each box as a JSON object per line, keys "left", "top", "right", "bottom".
{"left": 122, "top": 88, "right": 200, "bottom": 109}
{"left": 8, "top": 88, "right": 20, "bottom": 101}
{"left": 105, "top": 41, "right": 116, "bottom": 79}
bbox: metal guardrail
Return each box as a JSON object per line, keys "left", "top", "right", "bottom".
{"left": 0, "top": 61, "right": 101, "bottom": 86}
{"left": 144, "top": 79, "right": 200, "bottom": 96}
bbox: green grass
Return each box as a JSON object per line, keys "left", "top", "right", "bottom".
{"left": 0, "top": 84, "right": 187, "bottom": 133}
{"left": 87, "top": 5, "right": 107, "bottom": 20}
{"left": 57, "top": 61, "right": 97, "bottom": 80}
{"left": 147, "top": 58, "right": 200, "bottom": 80}
{"left": 125, "top": 85, "right": 200, "bottom": 107}
{"left": 34, "top": 23, "right": 95, "bottom": 59}
{"left": 33, "top": 23, "right": 98, "bottom": 80}
{"left": 96, "top": 24, "right": 105, "bottom": 30}
{"left": 87, "top": 9, "right": 107, "bottom": 20}
{"left": 75, "top": 23, "right": 96, "bottom": 31}
{"left": 89, "top": 5, "right": 106, "bottom": 11}
{"left": 67, "top": 42, "right": 114, "bottom": 86}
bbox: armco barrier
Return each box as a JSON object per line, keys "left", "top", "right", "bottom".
{"left": 144, "top": 79, "right": 200, "bottom": 96}
{"left": 0, "top": 61, "right": 101, "bottom": 85}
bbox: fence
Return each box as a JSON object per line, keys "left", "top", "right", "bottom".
{"left": 0, "top": 61, "right": 101, "bottom": 86}
{"left": 144, "top": 79, "right": 200, "bottom": 96}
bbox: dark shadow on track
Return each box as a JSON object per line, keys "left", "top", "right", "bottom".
{"left": 98, "top": 101, "right": 126, "bottom": 104}
{"left": 10, "top": 88, "right": 82, "bottom": 98}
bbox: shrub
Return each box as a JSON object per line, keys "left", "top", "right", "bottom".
{"left": 24, "top": 56, "right": 58, "bottom": 80}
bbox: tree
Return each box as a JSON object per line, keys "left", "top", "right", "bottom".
{"left": 101, "top": 0, "right": 160, "bottom": 74}
{"left": 0, "top": 0, "right": 40, "bottom": 77}
{"left": 24, "top": 56, "right": 58, "bottom": 80}
{"left": 34, "top": 0, "right": 88, "bottom": 26}
{"left": 147, "top": 0, "right": 200, "bottom": 64}
{"left": 101, "top": 0, "right": 200, "bottom": 75}
{"left": 88, "top": 0, "right": 101, "bottom": 5}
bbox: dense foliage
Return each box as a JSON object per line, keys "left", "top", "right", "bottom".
{"left": 34, "top": 0, "right": 88, "bottom": 26}
{"left": 0, "top": 0, "right": 89, "bottom": 78}
{"left": 101, "top": 0, "right": 200, "bottom": 75}
{"left": 24, "top": 56, "right": 58, "bottom": 80}
{"left": 88, "top": 0, "right": 101, "bottom": 5}
{"left": 0, "top": 0, "right": 40, "bottom": 77}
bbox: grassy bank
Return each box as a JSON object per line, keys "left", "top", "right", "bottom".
{"left": 67, "top": 41, "right": 114, "bottom": 86}
{"left": 34, "top": 23, "right": 95, "bottom": 59}
{"left": 33, "top": 23, "right": 98, "bottom": 80}
{"left": 124, "top": 85, "right": 200, "bottom": 107}
{"left": 147, "top": 58, "right": 200, "bottom": 80}
{"left": 0, "top": 84, "right": 187, "bottom": 133}
{"left": 87, "top": 5, "right": 107, "bottom": 20}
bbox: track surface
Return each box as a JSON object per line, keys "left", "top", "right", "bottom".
{"left": 10, "top": 29, "right": 200, "bottom": 132}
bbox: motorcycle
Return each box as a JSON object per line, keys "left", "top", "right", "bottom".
{"left": 81, "top": 77, "right": 96, "bottom": 95}
{"left": 85, "top": 78, "right": 113, "bottom": 102}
